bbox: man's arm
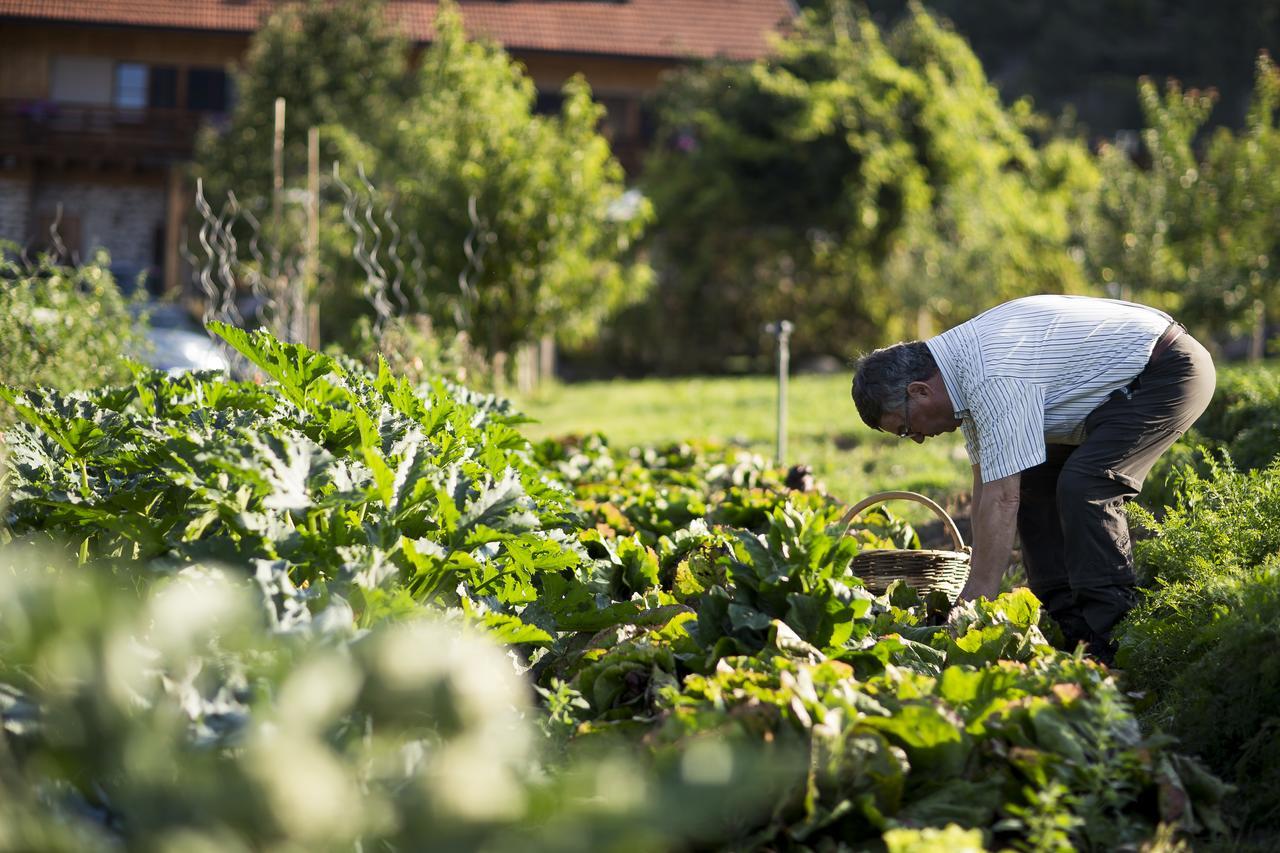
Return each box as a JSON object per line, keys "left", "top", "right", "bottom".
{"left": 957, "top": 471, "right": 1020, "bottom": 601}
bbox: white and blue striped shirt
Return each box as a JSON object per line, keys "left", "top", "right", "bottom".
{"left": 926, "top": 295, "right": 1172, "bottom": 483}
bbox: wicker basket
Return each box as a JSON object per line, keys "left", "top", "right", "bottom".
{"left": 839, "top": 490, "right": 971, "bottom": 602}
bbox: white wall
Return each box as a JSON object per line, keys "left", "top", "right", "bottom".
{"left": 49, "top": 55, "right": 113, "bottom": 105}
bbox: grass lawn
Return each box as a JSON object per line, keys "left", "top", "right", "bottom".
{"left": 516, "top": 372, "right": 972, "bottom": 527}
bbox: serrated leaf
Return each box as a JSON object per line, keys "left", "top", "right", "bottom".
{"left": 209, "top": 322, "right": 336, "bottom": 406}
{"left": 459, "top": 468, "right": 538, "bottom": 535}
{"left": 476, "top": 612, "right": 553, "bottom": 646}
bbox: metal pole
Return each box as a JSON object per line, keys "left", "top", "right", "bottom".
{"left": 303, "top": 125, "right": 319, "bottom": 347}
{"left": 272, "top": 97, "right": 287, "bottom": 339}
{"left": 272, "top": 97, "right": 285, "bottom": 232}
{"left": 765, "top": 320, "right": 794, "bottom": 467}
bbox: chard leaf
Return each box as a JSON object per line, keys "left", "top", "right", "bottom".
{"left": 476, "top": 612, "right": 552, "bottom": 646}
{"left": 860, "top": 704, "right": 969, "bottom": 776}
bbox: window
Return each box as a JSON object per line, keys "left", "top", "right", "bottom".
{"left": 114, "top": 63, "right": 148, "bottom": 109}
{"left": 598, "top": 95, "right": 639, "bottom": 143}
{"left": 187, "top": 68, "right": 229, "bottom": 112}
{"left": 50, "top": 55, "right": 113, "bottom": 104}
{"left": 639, "top": 101, "right": 658, "bottom": 144}
{"left": 534, "top": 91, "right": 565, "bottom": 115}
{"left": 149, "top": 66, "right": 179, "bottom": 109}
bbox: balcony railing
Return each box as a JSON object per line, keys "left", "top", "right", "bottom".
{"left": 0, "top": 99, "right": 209, "bottom": 165}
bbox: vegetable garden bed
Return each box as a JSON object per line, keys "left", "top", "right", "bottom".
{"left": 0, "top": 326, "right": 1235, "bottom": 850}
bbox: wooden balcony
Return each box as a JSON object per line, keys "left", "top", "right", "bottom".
{"left": 0, "top": 99, "right": 206, "bottom": 171}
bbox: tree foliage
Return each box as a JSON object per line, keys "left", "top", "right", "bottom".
{"left": 604, "top": 1, "right": 1094, "bottom": 373}
{"left": 1082, "top": 53, "right": 1280, "bottom": 354}
{"left": 193, "top": 0, "right": 651, "bottom": 358}
{"left": 0, "top": 247, "right": 146, "bottom": 407}
{"left": 858, "top": 0, "right": 1280, "bottom": 141}
{"left": 1196, "top": 52, "right": 1280, "bottom": 347}
{"left": 1081, "top": 77, "right": 1214, "bottom": 315}
{"left": 380, "top": 8, "right": 653, "bottom": 356}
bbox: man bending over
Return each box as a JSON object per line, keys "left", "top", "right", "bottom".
{"left": 851, "top": 295, "right": 1215, "bottom": 663}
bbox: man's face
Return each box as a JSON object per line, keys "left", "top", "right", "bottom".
{"left": 877, "top": 380, "right": 961, "bottom": 443}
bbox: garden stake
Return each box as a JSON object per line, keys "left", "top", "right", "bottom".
{"left": 765, "top": 320, "right": 793, "bottom": 467}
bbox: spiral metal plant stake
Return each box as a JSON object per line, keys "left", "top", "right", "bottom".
{"left": 13, "top": 204, "right": 68, "bottom": 271}
{"left": 381, "top": 200, "right": 411, "bottom": 316}
{"left": 46, "top": 203, "right": 71, "bottom": 265}
{"left": 334, "top": 163, "right": 394, "bottom": 337}
{"left": 176, "top": 166, "right": 501, "bottom": 375}
{"left": 213, "top": 196, "right": 247, "bottom": 330}
{"left": 193, "top": 180, "right": 238, "bottom": 370}
{"left": 406, "top": 230, "right": 429, "bottom": 309}
{"left": 193, "top": 182, "right": 232, "bottom": 327}
{"left": 273, "top": 240, "right": 309, "bottom": 346}
{"left": 234, "top": 199, "right": 279, "bottom": 333}
{"left": 454, "top": 194, "right": 489, "bottom": 333}
{"left": 357, "top": 164, "right": 397, "bottom": 335}
{"left": 194, "top": 181, "right": 271, "bottom": 376}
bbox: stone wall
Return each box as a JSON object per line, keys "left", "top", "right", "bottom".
{"left": 0, "top": 174, "right": 32, "bottom": 246}
{"left": 30, "top": 179, "right": 166, "bottom": 288}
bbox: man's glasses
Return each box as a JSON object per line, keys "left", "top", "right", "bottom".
{"left": 896, "top": 392, "right": 912, "bottom": 439}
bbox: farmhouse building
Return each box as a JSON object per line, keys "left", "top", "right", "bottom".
{"left": 0, "top": 0, "right": 795, "bottom": 292}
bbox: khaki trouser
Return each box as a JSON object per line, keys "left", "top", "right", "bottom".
{"left": 1016, "top": 330, "right": 1216, "bottom": 663}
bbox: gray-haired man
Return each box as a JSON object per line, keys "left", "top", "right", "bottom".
{"left": 851, "top": 295, "right": 1216, "bottom": 663}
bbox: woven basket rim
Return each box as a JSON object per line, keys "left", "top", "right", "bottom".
{"left": 838, "top": 489, "right": 967, "bottom": 552}
{"left": 854, "top": 547, "right": 969, "bottom": 558}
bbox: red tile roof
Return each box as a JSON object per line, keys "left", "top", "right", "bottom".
{"left": 0, "top": 1, "right": 796, "bottom": 61}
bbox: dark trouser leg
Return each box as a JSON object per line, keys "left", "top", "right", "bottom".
{"left": 1018, "top": 444, "right": 1093, "bottom": 651}
{"left": 1056, "top": 334, "right": 1217, "bottom": 661}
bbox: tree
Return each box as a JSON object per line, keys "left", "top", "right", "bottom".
{"left": 192, "top": 0, "right": 651, "bottom": 360}
{"left": 606, "top": 1, "right": 1094, "bottom": 373}
{"left": 1198, "top": 52, "right": 1280, "bottom": 358}
{"left": 382, "top": 6, "right": 652, "bottom": 357}
{"left": 193, "top": 0, "right": 410, "bottom": 209}
{"left": 1082, "top": 54, "right": 1280, "bottom": 358}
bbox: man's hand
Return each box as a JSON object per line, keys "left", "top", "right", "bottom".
{"left": 957, "top": 471, "right": 1020, "bottom": 602}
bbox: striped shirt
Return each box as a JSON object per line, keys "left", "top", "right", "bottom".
{"left": 925, "top": 295, "right": 1173, "bottom": 483}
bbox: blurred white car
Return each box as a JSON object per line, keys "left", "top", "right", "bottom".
{"left": 137, "top": 303, "right": 229, "bottom": 375}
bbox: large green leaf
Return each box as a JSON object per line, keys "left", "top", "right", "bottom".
{"left": 859, "top": 704, "right": 969, "bottom": 776}
{"left": 210, "top": 322, "right": 337, "bottom": 406}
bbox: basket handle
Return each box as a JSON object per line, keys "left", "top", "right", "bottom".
{"left": 838, "top": 490, "right": 967, "bottom": 552}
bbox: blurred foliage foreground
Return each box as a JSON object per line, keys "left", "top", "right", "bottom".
{"left": 0, "top": 327, "right": 1232, "bottom": 851}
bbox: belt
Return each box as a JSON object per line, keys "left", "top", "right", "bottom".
{"left": 1146, "top": 321, "right": 1186, "bottom": 369}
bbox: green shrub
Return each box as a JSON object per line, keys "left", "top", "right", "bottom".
{"left": 1168, "top": 556, "right": 1280, "bottom": 826}
{"left": 1140, "top": 362, "right": 1280, "bottom": 511}
{"left": 0, "top": 247, "right": 146, "bottom": 405}
{"left": 1194, "top": 363, "right": 1280, "bottom": 470}
{"left": 1119, "top": 458, "right": 1280, "bottom": 828}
